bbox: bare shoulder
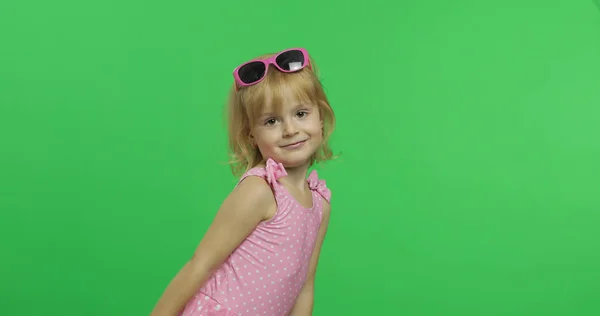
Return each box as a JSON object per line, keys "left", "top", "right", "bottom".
{"left": 222, "top": 175, "right": 276, "bottom": 221}
{"left": 189, "top": 175, "right": 276, "bottom": 271}
{"left": 321, "top": 198, "right": 331, "bottom": 219}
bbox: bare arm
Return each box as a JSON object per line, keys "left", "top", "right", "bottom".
{"left": 288, "top": 201, "right": 331, "bottom": 316}
{"left": 149, "top": 176, "right": 276, "bottom": 316}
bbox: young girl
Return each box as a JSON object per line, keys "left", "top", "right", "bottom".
{"left": 150, "top": 47, "right": 336, "bottom": 316}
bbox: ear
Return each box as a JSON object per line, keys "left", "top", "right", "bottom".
{"left": 320, "top": 120, "right": 324, "bottom": 135}
{"left": 248, "top": 133, "right": 257, "bottom": 147}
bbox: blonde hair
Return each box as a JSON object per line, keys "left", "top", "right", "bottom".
{"left": 226, "top": 52, "right": 336, "bottom": 177}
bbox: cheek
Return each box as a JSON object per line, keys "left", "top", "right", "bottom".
{"left": 255, "top": 130, "right": 279, "bottom": 146}
{"left": 309, "top": 121, "right": 323, "bottom": 136}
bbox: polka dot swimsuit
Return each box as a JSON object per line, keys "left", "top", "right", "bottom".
{"left": 180, "top": 158, "right": 332, "bottom": 316}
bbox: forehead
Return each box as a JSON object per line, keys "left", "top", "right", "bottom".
{"left": 272, "top": 82, "right": 310, "bottom": 104}
{"left": 242, "top": 68, "right": 322, "bottom": 123}
{"left": 252, "top": 84, "right": 315, "bottom": 115}
{"left": 260, "top": 100, "right": 312, "bottom": 115}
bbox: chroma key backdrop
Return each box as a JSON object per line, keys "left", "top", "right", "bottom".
{"left": 1, "top": 1, "right": 599, "bottom": 315}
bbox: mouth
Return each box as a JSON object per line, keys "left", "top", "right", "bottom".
{"left": 281, "top": 140, "right": 307, "bottom": 148}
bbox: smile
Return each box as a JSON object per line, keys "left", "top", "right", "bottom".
{"left": 281, "top": 140, "right": 307, "bottom": 149}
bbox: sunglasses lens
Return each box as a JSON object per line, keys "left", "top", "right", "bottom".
{"left": 238, "top": 61, "right": 266, "bottom": 84}
{"left": 276, "top": 50, "right": 306, "bottom": 71}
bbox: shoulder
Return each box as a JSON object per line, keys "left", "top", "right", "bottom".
{"left": 321, "top": 197, "right": 331, "bottom": 218}
{"left": 308, "top": 170, "right": 332, "bottom": 204}
{"left": 235, "top": 174, "right": 273, "bottom": 198}
{"left": 222, "top": 174, "right": 276, "bottom": 221}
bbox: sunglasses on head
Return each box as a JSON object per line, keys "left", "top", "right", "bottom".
{"left": 233, "top": 48, "right": 311, "bottom": 89}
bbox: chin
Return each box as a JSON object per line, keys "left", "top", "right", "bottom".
{"left": 273, "top": 154, "right": 313, "bottom": 169}
{"left": 263, "top": 142, "right": 319, "bottom": 168}
{"left": 281, "top": 159, "right": 310, "bottom": 169}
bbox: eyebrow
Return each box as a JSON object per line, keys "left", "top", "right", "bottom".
{"left": 259, "top": 103, "right": 312, "bottom": 118}
{"left": 293, "top": 103, "right": 310, "bottom": 110}
{"left": 259, "top": 113, "right": 275, "bottom": 119}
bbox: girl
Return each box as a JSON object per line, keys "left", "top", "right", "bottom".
{"left": 150, "top": 47, "right": 336, "bottom": 316}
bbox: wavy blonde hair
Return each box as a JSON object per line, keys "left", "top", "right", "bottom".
{"left": 226, "top": 52, "right": 336, "bottom": 177}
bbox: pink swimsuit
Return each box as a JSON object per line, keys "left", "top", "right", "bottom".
{"left": 180, "top": 158, "right": 331, "bottom": 316}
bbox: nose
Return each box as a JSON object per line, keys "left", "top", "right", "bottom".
{"left": 282, "top": 120, "right": 299, "bottom": 137}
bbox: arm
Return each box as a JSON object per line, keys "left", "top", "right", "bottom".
{"left": 149, "top": 176, "right": 276, "bottom": 316}
{"left": 288, "top": 201, "right": 331, "bottom": 316}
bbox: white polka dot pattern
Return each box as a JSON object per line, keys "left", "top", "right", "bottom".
{"left": 179, "top": 159, "right": 331, "bottom": 316}
{"left": 181, "top": 294, "right": 236, "bottom": 316}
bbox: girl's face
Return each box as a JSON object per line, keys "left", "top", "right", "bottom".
{"left": 250, "top": 98, "right": 323, "bottom": 169}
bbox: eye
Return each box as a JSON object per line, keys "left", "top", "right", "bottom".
{"left": 296, "top": 111, "right": 308, "bottom": 118}
{"left": 264, "top": 118, "right": 277, "bottom": 126}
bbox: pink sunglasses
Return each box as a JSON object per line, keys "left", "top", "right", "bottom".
{"left": 232, "top": 48, "right": 312, "bottom": 89}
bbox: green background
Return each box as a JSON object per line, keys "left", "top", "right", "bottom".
{"left": 1, "top": 0, "right": 599, "bottom": 315}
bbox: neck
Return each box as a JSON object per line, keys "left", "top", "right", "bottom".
{"left": 279, "top": 162, "right": 311, "bottom": 191}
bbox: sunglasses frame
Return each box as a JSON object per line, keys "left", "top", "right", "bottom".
{"left": 232, "top": 48, "right": 312, "bottom": 89}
